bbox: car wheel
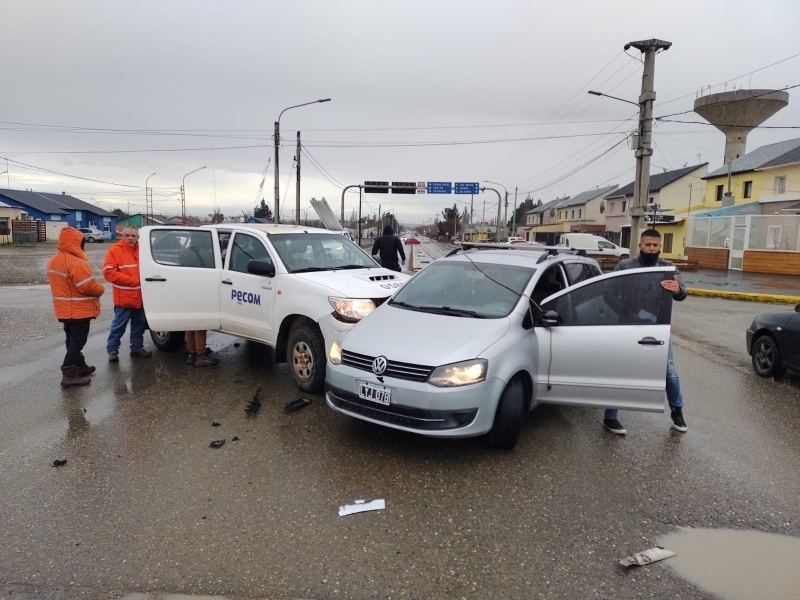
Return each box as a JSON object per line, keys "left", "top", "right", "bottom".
{"left": 751, "top": 334, "right": 785, "bottom": 378}
{"left": 620, "top": 254, "right": 629, "bottom": 259}
{"left": 88, "top": 236, "right": 96, "bottom": 243}
{"left": 149, "top": 330, "right": 185, "bottom": 352}
{"left": 287, "top": 323, "right": 326, "bottom": 393}
{"left": 487, "top": 377, "right": 524, "bottom": 450}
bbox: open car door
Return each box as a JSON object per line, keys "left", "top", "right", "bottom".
{"left": 533, "top": 266, "right": 675, "bottom": 412}
{"left": 139, "top": 226, "right": 222, "bottom": 332}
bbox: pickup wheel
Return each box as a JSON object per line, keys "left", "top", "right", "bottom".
{"left": 149, "top": 330, "right": 185, "bottom": 352}
{"left": 487, "top": 377, "right": 524, "bottom": 450}
{"left": 287, "top": 323, "right": 326, "bottom": 393}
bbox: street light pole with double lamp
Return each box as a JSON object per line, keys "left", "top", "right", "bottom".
{"left": 181, "top": 166, "right": 207, "bottom": 225}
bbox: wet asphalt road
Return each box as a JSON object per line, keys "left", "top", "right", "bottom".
{"left": 2, "top": 250, "right": 800, "bottom": 599}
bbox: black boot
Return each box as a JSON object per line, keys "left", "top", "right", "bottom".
{"left": 61, "top": 365, "right": 91, "bottom": 388}
{"left": 76, "top": 354, "right": 96, "bottom": 376}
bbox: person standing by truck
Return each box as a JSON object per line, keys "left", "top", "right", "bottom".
{"left": 46, "top": 227, "right": 105, "bottom": 387}
{"left": 371, "top": 224, "right": 406, "bottom": 272}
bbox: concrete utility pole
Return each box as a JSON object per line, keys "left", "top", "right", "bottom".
{"left": 512, "top": 186, "right": 518, "bottom": 237}
{"left": 295, "top": 131, "right": 301, "bottom": 225}
{"left": 627, "top": 38, "right": 671, "bottom": 252}
{"left": 502, "top": 191, "right": 509, "bottom": 238}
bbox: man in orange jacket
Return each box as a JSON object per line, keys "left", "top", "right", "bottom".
{"left": 103, "top": 225, "right": 151, "bottom": 362}
{"left": 47, "top": 227, "right": 106, "bottom": 388}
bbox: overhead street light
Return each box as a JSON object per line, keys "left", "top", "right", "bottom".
{"left": 587, "top": 90, "right": 641, "bottom": 109}
{"left": 181, "top": 166, "right": 207, "bottom": 225}
{"left": 274, "top": 98, "right": 332, "bottom": 223}
{"left": 483, "top": 180, "right": 508, "bottom": 240}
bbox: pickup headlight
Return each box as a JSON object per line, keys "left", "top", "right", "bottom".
{"left": 329, "top": 297, "right": 376, "bottom": 322}
{"left": 428, "top": 359, "right": 488, "bottom": 387}
{"left": 329, "top": 339, "right": 342, "bottom": 365}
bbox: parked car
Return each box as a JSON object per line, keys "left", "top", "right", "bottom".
{"left": 326, "top": 244, "right": 677, "bottom": 449}
{"left": 78, "top": 227, "right": 106, "bottom": 243}
{"left": 746, "top": 303, "right": 800, "bottom": 378}
{"left": 138, "top": 224, "right": 409, "bottom": 392}
{"left": 558, "top": 233, "right": 629, "bottom": 258}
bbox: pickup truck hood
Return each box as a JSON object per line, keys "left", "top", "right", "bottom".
{"left": 341, "top": 303, "right": 510, "bottom": 366}
{"left": 294, "top": 268, "right": 409, "bottom": 298}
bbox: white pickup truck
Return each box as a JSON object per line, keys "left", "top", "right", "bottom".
{"left": 139, "top": 224, "right": 409, "bottom": 392}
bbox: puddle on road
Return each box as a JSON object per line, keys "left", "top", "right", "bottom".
{"left": 657, "top": 527, "right": 800, "bottom": 600}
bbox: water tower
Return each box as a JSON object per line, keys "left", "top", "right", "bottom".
{"left": 694, "top": 89, "right": 789, "bottom": 164}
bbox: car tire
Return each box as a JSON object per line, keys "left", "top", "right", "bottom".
{"left": 488, "top": 377, "right": 524, "bottom": 450}
{"left": 620, "top": 254, "right": 629, "bottom": 259}
{"left": 287, "top": 323, "right": 326, "bottom": 393}
{"left": 149, "top": 330, "right": 185, "bottom": 352}
{"left": 88, "top": 236, "right": 96, "bottom": 243}
{"left": 751, "top": 334, "right": 785, "bottom": 378}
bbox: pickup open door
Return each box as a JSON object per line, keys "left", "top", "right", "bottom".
{"left": 533, "top": 267, "right": 675, "bottom": 412}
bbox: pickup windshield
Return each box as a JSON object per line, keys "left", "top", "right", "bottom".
{"left": 269, "top": 233, "right": 377, "bottom": 273}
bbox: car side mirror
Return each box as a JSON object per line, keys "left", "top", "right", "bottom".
{"left": 247, "top": 259, "right": 275, "bottom": 278}
{"left": 540, "top": 310, "right": 560, "bottom": 327}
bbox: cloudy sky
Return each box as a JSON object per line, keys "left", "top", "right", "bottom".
{"left": 2, "top": 0, "right": 799, "bottom": 227}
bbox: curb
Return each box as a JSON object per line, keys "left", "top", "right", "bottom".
{"left": 687, "top": 288, "right": 800, "bottom": 304}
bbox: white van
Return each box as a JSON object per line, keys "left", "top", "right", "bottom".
{"left": 558, "top": 234, "right": 629, "bottom": 258}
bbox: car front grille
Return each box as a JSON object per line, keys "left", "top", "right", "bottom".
{"left": 327, "top": 385, "right": 477, "bottom": 431}
{"left": 341, "top": 350, "right": 434, "bottom": 382}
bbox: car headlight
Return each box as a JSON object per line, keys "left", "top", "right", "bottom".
{"left": 329, "top": 339, "right": 342, "bottom": 365}
{"left": 329, "top": 297, "right": 376, "bottom": 322}
{"left": 428, "top": 359, "right": 488, "bottom": 387}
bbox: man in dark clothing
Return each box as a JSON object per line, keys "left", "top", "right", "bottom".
{"left": 603, "top": 228, "right": 688, "bottom": 436}
{"left": 371, "top": 225, "right": 406, "bottom": 272}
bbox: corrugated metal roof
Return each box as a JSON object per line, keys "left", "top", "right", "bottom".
{"left": 39, "top": 192, "right": 115, "bottom": 217}
{"left": 693, "top": 203, "right": 761, "bottom": 217}
{"left": 706, "top": 138, "right": 800, "bottom": 178}
{"left": 558, "top": 185, "right": 618, "bottom": 208}
{"left": 0, "top": 189, "right": 70, "bottom": 214}
{"left": 526, "top": 197, "right": 565, "bottom": 214}
{"left": 608, "top": 164, "right": 707, "bottom": 198}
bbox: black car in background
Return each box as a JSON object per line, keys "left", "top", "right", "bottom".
{"left": 747, "top": 304, "right": 800, "bottom": 378}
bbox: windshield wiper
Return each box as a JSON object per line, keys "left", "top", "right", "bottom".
{"left": 388, "top": 299, "right": 422, "bottom": 311}
{"left": 291, "top": 266, "right": 328, "bottom": 273}
{"left": 332, "top": 264, "right": 370, "bottom": 270}
{"left": 416, "top": 306, "right": 487, "bottom": 318}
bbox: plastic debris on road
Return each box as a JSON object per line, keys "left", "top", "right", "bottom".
{"left": 338, "top": 498, "right": 386, "bottom": 517}
{"left": 284, "top": 398, "right": 311, "bottom": 413}
{"left": 619, "top": 546, "right": 676, "bottom": 567}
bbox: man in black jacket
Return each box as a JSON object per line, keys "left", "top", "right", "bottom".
{"left": 603, "top": 229, "right": 688, "bottom": 436}
{"left": 371, "top": 225, "right": 406, "bottom": 272}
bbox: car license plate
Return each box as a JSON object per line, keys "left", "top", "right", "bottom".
{"left": 359, "top": 381, "right": 391, "bottom": 406}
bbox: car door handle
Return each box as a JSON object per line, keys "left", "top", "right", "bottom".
{"left": 145, "top": 276, "right": 166, "bottom": 282}
{"left": 221, "top": 279, "right": 233, "bottom": 285}
{"left": 638, "top": 337, "right": 665, "bottom": 345}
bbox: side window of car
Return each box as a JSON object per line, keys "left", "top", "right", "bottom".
{"left": 563, "top": 262, "right": 599, "bottom": 285}
{"left": 531, "top": 265, "right": 567, "bottom": 305}
{"left": 228, "top": 233, "right": 272, "bottom": 274}
{"left": 177, "top": 230, "right": 216, "bottom": 268}
{"left": 151, "top": 230, "right": 212, "bottom": 267}
{"left": 542, "top": 271, "right": 673, "bottom": 326}
{"left": 598, "top": 240, "right": 614, "bottom": 249}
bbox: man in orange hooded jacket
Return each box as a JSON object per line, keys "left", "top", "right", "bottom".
{"left": 103, "top": 225, "right": 151, "bottom": 362}
{"left": 47, "top": 227, "right": 105, "bottom": 387}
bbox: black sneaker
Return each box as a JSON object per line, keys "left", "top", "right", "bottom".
{"left": 130, "top": 349, "right": 153, "bottom": 358}
{"left": 671, "top": 409, "right": 688, "bottom": 432}
{"left": 603, "top": 418, "right": 627, "bottom": 435}
{"left": 186, "top": 353, "right": 197, "bottom": 366}
{"left": 108, "top": 351, "right": 119, "bottom": 363}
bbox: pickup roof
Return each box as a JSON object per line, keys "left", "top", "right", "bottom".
{"left": 139, "top": 224, "right": 409, "bottom": 391}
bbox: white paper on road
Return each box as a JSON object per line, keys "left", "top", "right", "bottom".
{"left": 619, "top": 546, "right": 676, "bottom": 567}
{"left": 338, "top": 498, "right": 386, "bottom": 517}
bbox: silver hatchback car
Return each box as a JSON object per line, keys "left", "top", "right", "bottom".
{"left": 326, "top": 245, "right": 676, "bottom": 449}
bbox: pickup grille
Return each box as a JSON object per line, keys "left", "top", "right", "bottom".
{"left": 341, "top": 350, "right": 434, "bottom": 383}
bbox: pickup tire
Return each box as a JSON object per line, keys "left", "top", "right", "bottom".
{"left": 150, "top": 330, "right": 185, "bottom": 352}
{"left": 287, "top": 323, "right": 325, "bottom": 393}
{"left": 487, "top": 377, "right": 524, "bottom": 450}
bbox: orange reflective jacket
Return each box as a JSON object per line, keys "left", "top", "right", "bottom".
{"left": 47, "top": 227, "right": 105, "bottom": 321}
{"left": 103, "top": 239, "right": 142, "bottom": 308}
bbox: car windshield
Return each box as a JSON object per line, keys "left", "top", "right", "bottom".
{"left": 390, "top": 260, "right": 534, "bottom": 318}
{"left": 269, "top": 233, "right": 377, "bottom": 273}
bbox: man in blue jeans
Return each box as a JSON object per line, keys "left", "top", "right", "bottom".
{"left": 103, "top": 226, "right": 152, "bottom": 362}
{"left": 603, "top": 229, "right": 688, "bottom": 435}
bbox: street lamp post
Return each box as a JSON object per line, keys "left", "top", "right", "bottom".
{"left": 480, "top": 186, "right": 503, "bottom": 242}
{"left": 145, "top": 172, "right": 156, "bottom": 224}
{"left": 483, "top": 180, "right": 507, "bottom": 240}
{"left": 181, "top": 166, "right": 207, "bottom": 225}
{"left": 274, "top": 98, "right": 331, "bottom": 224}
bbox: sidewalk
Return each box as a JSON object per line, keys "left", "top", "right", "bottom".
{"left": 682, "top": 268, "right": 800, "bottom": 304}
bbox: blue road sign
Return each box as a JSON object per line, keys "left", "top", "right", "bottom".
{"left": 426, "top": 181, "right": 452, "bottom": 194}
{"left": 454, "top": 182, "right": 480, "bottom": 194}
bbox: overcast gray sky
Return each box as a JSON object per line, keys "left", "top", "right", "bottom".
{"left": 2, "top": 0, "right": 799, "bottom": 226}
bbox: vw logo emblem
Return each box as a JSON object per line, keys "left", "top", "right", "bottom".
{"left": 372, "top": 356, "right": 388, "bottom": 375}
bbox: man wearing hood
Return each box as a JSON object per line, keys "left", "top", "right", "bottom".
{"left": 103, "top": 226, "right": 151, "bottom": 362}
{"left": 46, "top": 227, "right": 105, "bottom": 388}
{"left": 371, "top": 224, "right": 406, "bottom": 272}
{"left": 602, "top": 229, "right": 688, "bottom": 436}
